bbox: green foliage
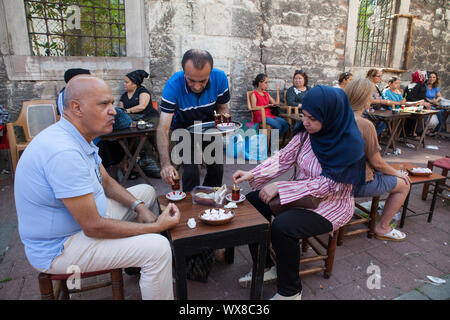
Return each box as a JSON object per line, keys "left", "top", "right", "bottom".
{"left": 24, "top": 0, "right": 126, "bottom": 56}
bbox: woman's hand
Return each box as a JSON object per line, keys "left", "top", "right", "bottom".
{"left": 395, "top": 170, "right": 411, "bottom": 185}
{"left": 233, "top": 170, "right": 254, "bottom": 184}
{"left": 258, "top": 182, "right": 279, "bottom": 204}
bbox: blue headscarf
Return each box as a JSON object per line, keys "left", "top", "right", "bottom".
{"left": 293, "top": 85, "right": 366, "bottom": 186}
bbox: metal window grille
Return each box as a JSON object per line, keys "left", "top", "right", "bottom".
{"left": 24, "top": 0, "right": 126, "bottom": 57}
{"left": 354, "top": 0, "right": 396, "bottom": 67}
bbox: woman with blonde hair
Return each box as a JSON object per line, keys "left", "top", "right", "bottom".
{"left": 345, "top": 79, "right": 411, "bottom": 241}
{"left": 366, "top": 69, "right": 397, "bottom": 135}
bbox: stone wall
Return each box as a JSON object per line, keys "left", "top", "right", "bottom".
{"left": 406, "top": 0, "right": 449, "bottom": 97}
{"left": 146, "top": 0, "right": 349, "bottom": 120}
{"left": 0, "top": 0, "right": 448, "bottom": 121}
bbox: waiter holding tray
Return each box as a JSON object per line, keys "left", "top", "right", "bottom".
{"left": 157, "top": 49, "right": 231, "bottom": 192}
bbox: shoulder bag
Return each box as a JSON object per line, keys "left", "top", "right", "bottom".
{"left": 268, "top": 133, "right": 322, "bottom": 215}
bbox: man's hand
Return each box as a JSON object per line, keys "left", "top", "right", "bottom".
{"left": 156, "top": 203, "right": 180, "bottom": 230}
{"left": 161, "top": 164, "right": 178, "bottom": 186}
{"left": 135, "top": 203, "right": 157, "bottom": 223}
{"left": 233, "top": 170, "right": 254, "bottom": 184}
{"left": 258, "top": 182, "right": 279, "bottom": 204}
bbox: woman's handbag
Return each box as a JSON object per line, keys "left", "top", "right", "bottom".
{"left": 113, "top": 107, "right": 132, "bottom": 130}
{"left": 267, "top": 132, "right": 322, "bottom": 215}
{"left": 269, "top": 194, "right": 321, "bottom": 216}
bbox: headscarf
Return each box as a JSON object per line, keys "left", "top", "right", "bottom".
{"left": 64, "top": 68, "right": 90, "bottom": 83}
{"left": 126, "top": 69, "right": 149, "bottom": 86}
{"left": 411, "top": 70, "right": 426, "bottom": 84}
{"left": 293, "top": 85, "right": 366, "bottom": 186}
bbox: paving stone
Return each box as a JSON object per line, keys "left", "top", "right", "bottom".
{"left": 394, "top": 290, "right": 430, "bottom": 300}
{"left": 1, "top": 139, "right": 449, "bottom": 300}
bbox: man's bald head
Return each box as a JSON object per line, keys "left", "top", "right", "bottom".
{"left": 62, "top": 75, "right": 116, "bottom": 141}
{"left": 63, "top": 75, "right": 108, "bottom": 111}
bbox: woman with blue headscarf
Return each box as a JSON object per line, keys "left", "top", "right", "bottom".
{"left": 233, "top": 86, "right": 366, "bottom": 300}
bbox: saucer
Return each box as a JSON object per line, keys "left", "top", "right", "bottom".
{"left": 216, "top": 123, "right": 235, "bottom": 131}
{"left": 225, "top": 193, "right": 246, "bottom": 203}
{"left": 166, "top": 191, "right": 186, "bottom": 201}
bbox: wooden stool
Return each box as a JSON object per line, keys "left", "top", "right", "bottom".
{"left": 269, "top": 229, "right": 341, "bottom": 279}
{"left": 422, "top": 157, "right": 450, "bottom": 201}
{"left": 299, "top": 229, "right": 340, "bottom": 279}
{"left": 337, "top": 197, "right": 379, "bottom": 246}
{"left": 38, "top": 269, "right": 124, "bottom": 300}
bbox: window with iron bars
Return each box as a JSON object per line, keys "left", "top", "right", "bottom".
{"left": 354, "top": 0, "right": 397, "bottom": 67}
{"left": 24, "top": 0, "right": 126, "bottom": 57}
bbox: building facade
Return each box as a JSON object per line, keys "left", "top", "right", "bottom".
{"left": 0, "top": 0, "right": 448, "bottom": 122}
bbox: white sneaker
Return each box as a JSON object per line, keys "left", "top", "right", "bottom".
{"left": 238, "top": 266, "right": 277, "bottom": 288}
{"left": 269, "top": 292, "right": 302, "bottom": 300}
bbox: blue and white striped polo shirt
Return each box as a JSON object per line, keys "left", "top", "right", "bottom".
{"left": 160, "top": 68, "right": 230, "bottom": 129}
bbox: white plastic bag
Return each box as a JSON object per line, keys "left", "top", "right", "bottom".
{"left": 428, "top": 114, "right": 439, "bottom": 130}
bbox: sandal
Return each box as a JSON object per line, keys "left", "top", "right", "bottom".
{"left": 375, "top": 228, "right": 406, "bottom": 242}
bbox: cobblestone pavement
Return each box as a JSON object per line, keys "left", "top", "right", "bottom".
{"left": 0, "top": 135, "right": 449, "bottom": 300}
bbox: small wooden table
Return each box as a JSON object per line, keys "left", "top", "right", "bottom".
{"left": 390, "top": 162, "right": 446, "bottom": 228}
{"left": 100, "top": 126, "right": 156, "bottom": 186}
{"left": 159, "top": 193, "right": 270, "bottom": 300}
{"left": 400, "top": 109, "right": 440, "bottom": 150}
{"left": 364, "top": 110, "right": 411, "bottom": 155}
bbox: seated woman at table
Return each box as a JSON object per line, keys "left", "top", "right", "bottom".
{"left": 120, "top": 69, "right": 161, "bottom": 180}
{"left": 382, "top": 77, "right": 408, "bottom": 109}
{"left": 233, "top": 85, "right": 366, "bottom": 300}
{"left": 120, "top": 69, "right": 159, "bottom": 123}
{"left": 425, "top": 71, "right": 444, "bottom": 135}
{"left": 345, "top": 79, "right": 410, "bottom": 241}
{"left": 404, "top": 70, "right": 432, "bottom": 137}
{"left": 286, "top": 69, "right": 311, "bottom": 107}
{"left": 250, "top": 73, "right": 290, "bottom": 136}
{"left": 334, "top": 71, "right": 353, "bottom": 90}
{"left": 366, "top": 69, "right": 397, "bottom": 135}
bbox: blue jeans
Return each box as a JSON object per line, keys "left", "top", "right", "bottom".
{"left": 266, "top": 116, "right": 290, "bottom": 135}
{"left": 375, "top": 121, "right": 387, "bottom": 136}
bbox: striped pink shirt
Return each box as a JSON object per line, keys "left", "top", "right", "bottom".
{"left": 249, "top": 132, "right": 354, "bottom": 231}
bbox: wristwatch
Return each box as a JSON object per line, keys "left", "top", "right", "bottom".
{"left": 131, "top": 199, "right": 145, "bottom": 212}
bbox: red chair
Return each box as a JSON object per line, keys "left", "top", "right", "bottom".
{"left": 422, "top": 157, "right": 450, "bottom": 201}
{"left": 38, "top": 269, "right": 124, "bottom": 300}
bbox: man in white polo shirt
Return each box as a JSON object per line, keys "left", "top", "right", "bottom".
{"left": 14, "top": 75, "right": 180, "bottom": 300}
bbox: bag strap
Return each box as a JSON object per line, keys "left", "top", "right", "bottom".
{"left": 292, "top": 132, "right": 308, "bottom": 179}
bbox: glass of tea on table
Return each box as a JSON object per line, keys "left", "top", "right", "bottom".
{"left": 214, "top": 112, "right": 222, "bottom": 127}
{"left": 232, "top": 184, "right": 241, "bottom": 201}
{"left": 222, "top": 113, "right": 232, "bottom": 123}
{"left": 172, "top": 172, "right": 180, "bottom": 191}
